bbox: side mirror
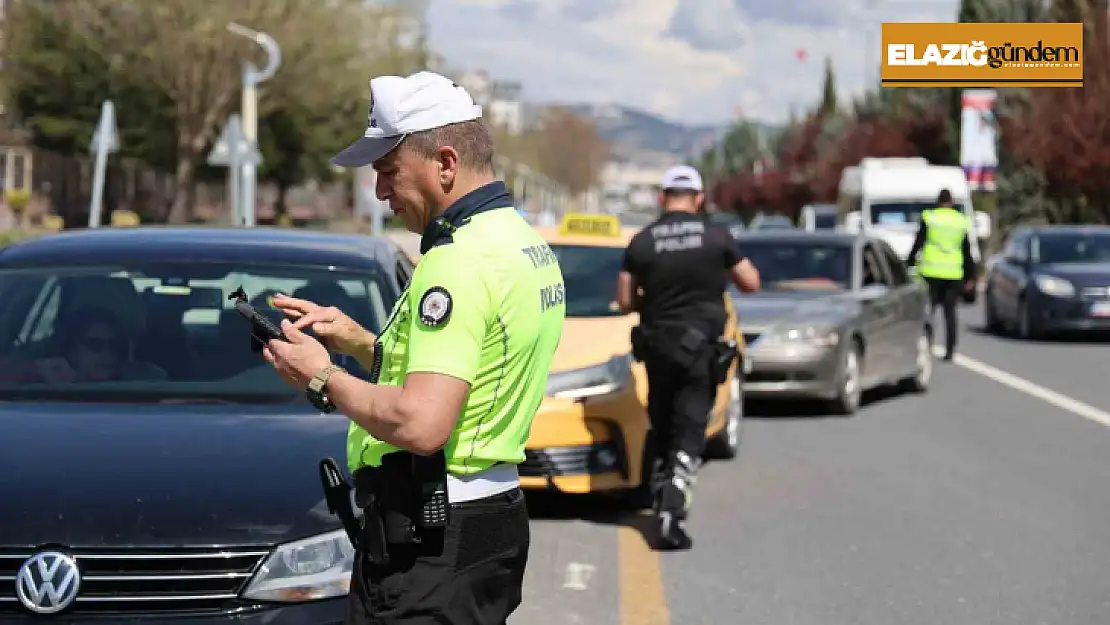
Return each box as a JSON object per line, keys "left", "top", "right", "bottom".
{"left": 858, "top": 283, "right": 889, "bottom": 300}
{"left": 974, "top": 211, "right": 992, "bottom": 239}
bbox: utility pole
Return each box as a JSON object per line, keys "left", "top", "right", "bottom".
{"left": 87, "top": 100, "right": 119, "bottom": 228}
{"left": 227, "top": 23, "right": 282, "bottom": 227}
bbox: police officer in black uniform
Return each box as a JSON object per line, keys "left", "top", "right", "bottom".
{"left": 617, "top": 165, "right": 761, "bottom": 550}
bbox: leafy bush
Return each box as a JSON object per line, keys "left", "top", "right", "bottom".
{"left": 0, "top": 230, "right": 29, "bottom": 248}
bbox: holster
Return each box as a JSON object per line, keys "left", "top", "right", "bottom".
{"left": 637, "top": 324, "right": 712, "bottom": 370}
{"left": 352, "top": 451, "right": 451, "bottom": 566}
{"left": 318, "top": 458, "right": 361, "bottom": 550}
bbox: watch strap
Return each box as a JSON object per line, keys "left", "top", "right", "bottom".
{"left": 308, "top": 364, "right": 344, "bottom": 395}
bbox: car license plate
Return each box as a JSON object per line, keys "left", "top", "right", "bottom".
{"left": 1091, "top": 301, "right": 1110, "bottom": 317}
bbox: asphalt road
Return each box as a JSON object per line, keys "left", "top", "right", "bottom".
{"left": 512, "top": 301, "right": 1110, "bottom": 625}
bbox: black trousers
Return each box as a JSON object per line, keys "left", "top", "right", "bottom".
{"left": 926, "top": 277, "right": 962, "bottom": 356}
{"left": 345, "top": 488, "right": 530, "bottom": 625}
{"left": 644, "top": 348, "right": 716, "bottom": 474}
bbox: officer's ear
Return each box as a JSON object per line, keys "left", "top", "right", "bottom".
{"left": 695, "top": 191, "right": 706, "bottom": 211}
{"left": 435, "top": 145, "right": 461, "bottom": 187}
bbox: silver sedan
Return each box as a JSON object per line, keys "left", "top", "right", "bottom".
{"left": 733, "top": 231, "right": 935, "bottom": 414}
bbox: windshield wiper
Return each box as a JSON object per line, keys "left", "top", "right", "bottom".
{"left": 158, "top": 397, "right": 238, "bottom": 405}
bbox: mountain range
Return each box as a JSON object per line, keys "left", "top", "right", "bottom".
{"left": 551, "top": 103, "right": 779, "bottom": 162}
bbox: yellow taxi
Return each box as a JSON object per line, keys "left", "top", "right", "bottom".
{"left": 520, "top": 213, "right": 745, "bottom": 502}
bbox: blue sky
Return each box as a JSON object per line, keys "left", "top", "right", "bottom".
{"left": 427, "top": 0, "right": 960, "bottom": 125}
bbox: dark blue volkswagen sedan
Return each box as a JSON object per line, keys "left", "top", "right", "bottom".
{"left": 0, "top": 227, "right": 415, "bottom": 623}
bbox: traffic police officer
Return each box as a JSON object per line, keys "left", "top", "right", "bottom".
{"left": 907, "top": 188, "right": 976, "bottom": 361}
{"left": 617, "top": 165, "right": 760, "bottom": 550}
{"left": 263, "top": 71, "right": 566, "bottom": 624}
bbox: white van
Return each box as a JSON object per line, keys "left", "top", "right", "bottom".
{"left": 837, "top": 157, "right": 991, "bottom": 263}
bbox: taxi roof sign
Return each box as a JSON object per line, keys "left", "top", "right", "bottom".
{"left": 558, "top": 213, "right": 621, "bottom": 238}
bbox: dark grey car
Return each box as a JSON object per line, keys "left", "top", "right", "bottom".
{"left": 731, "top": 231, "right": 934, "bottom": 414}
{"left": 984, "top": 225, "right": 1110, "bottom": 339}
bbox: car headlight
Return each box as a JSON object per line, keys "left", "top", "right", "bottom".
{"left": 754, "top": 324, "right": 840, "bottom": 348}
{"left": 241, "top": 530, "right": 354, "bottom": 602}
{"left": 546, "top": 354, "right": 633, "bottom": 399}
{"left": 1034, "top": 275, "right": 1075, "bottom": 298}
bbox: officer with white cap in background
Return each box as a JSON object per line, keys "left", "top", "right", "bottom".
{"left": 616, "top": 164, "right": 760, "bottom": 550}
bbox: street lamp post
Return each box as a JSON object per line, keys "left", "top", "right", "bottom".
{"left": 227, "top": 23, "right": 282, "bottom": 227}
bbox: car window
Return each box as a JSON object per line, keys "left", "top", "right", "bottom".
{"left": 0, "top": 262, "right": 393, "bottom": 403}
{"left": 740, "top": 240, "right": 853, "bottom": 291}
{"left": 877, "top": 240, "right": 909, "bottom": 286}
{"left": 549, "top": 244, "right": 624, "bottom": 317}
{"left": 814, "top": 212, "right": 837, "bottom": 230}
{"left": 1034, "top": 232, "right": 1110, "bottom": 264}
{"left": 1004, "top": 232, "right": 1029, "bottom": 262}
{"left": 870, "top": 201, "right": 967, "bottom": 225}
{"left": 862, "top": 244, "right": 891, "bottom": 287}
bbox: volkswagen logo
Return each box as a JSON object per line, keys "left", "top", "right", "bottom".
{"left": 14, "top": 551, "right": 81, "bottom": 614}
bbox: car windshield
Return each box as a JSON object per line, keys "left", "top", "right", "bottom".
{"left": 0, "top": 262, "right": 392, "bottom": 403}
{"left": 741, "top": 241, "right": 853, "bottom": 291}
{"left": 1036, "top": 232, "right": 1110, "bottom": 264}
{"left": 870, "top": 201, "right": 967, "bottom": 226}
{"left": 549, "top": 244, "right": 625, "bottom": 317}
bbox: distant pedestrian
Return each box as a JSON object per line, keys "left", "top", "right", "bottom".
{"left": 908, "top": 188, "right": 976, "bottom": 360}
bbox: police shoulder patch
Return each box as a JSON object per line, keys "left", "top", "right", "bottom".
{"left": 418, "top": 287, "right": 453, "bottom": 327}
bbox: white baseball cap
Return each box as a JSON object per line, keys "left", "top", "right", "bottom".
{"left": 332, "top": 71, "right": 484, "bottom": 168}
{"left": 660, "top": 165, "right": 704, "bottom": 192}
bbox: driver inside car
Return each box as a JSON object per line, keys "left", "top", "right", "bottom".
{"left": 0, "top": 308, "right": 167, "bottom": 383}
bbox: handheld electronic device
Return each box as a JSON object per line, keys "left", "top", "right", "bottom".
{"left": 228, "top": 286, "right": 288, "bottom": 352}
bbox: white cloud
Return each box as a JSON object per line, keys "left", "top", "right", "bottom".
{"left": 427, "top": 0, "right": 959, "bottom": 125}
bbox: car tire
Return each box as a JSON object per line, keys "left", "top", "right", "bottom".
{"left": 1017, "top": 298, "right": 1041, "bottom": 340}
{"left": 900, "top": 327, "right": 933, "bottom": 393}
{"left": 704, "top": 375, "right": 743, "bottom": 460}
{"left": 829, "top": 340, "right": 863, "bottom": 415}
{"left": 984, "top": 288, "right": 1003, "bottom": 334}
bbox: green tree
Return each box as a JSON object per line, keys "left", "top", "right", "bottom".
{"left": 819, "top": 57, "right": 838, "bottom": 116}
{"left": 5, "top": 0, "right": 423, "bottom": 224}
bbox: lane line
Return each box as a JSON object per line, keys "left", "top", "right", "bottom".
{"left": 618, "top": 514, "right": 670, "bottom": 625}
{"left": 932, "top": 346, "right": 1110, "bottom": 428}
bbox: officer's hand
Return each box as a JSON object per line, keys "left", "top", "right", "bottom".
{"left": 271, "top": 294, "right": 376, "bottom": 356}
{"left": 263, "top": 320, "right": 333, "bottom": 389}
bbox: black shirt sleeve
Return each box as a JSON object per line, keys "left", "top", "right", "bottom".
{"left": 707, "top": 225, "right": 742, "bottom": 268}
{"left": 621, "top": 231, "right": 648, "bottom": 275}
{"left": 907, "top": 215, "right": 927, "bottom": 268}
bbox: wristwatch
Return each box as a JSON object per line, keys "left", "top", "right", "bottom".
{"left": 306, "top": 364, "right": 344, "bottom": 413}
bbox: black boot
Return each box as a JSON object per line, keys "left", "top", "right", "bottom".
{"left": 653, "top": 452, "right": 698, "bottom": 551}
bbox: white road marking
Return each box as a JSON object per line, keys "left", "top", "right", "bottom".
{"left": 562, "top": 562, "right": 596, "bottom": 591}
{"left": 932, "top": 346, "right": 1110, "bottom": 428}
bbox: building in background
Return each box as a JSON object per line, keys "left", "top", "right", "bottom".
{"left": 596, "top": 153, "right": 680, "bottom": 215}
{"left": 489, "top": 80, "right": 524, "bottom": 135}
{"left": 456, "top": 69, "right": 492, "bottom": 108}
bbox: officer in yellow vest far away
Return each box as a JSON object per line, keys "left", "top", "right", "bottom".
{"left": 907, "top": 188, "right": 977, "bottom": 361}
{"left": 261, "top": 70, "right": 566, "bottom": 624}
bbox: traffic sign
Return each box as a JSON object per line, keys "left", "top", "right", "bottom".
{"left": 90, "top": 100, "right": 119, "bottom": 154}
{"left": 208, "top": 114, "right": 261, "bottom": 167}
